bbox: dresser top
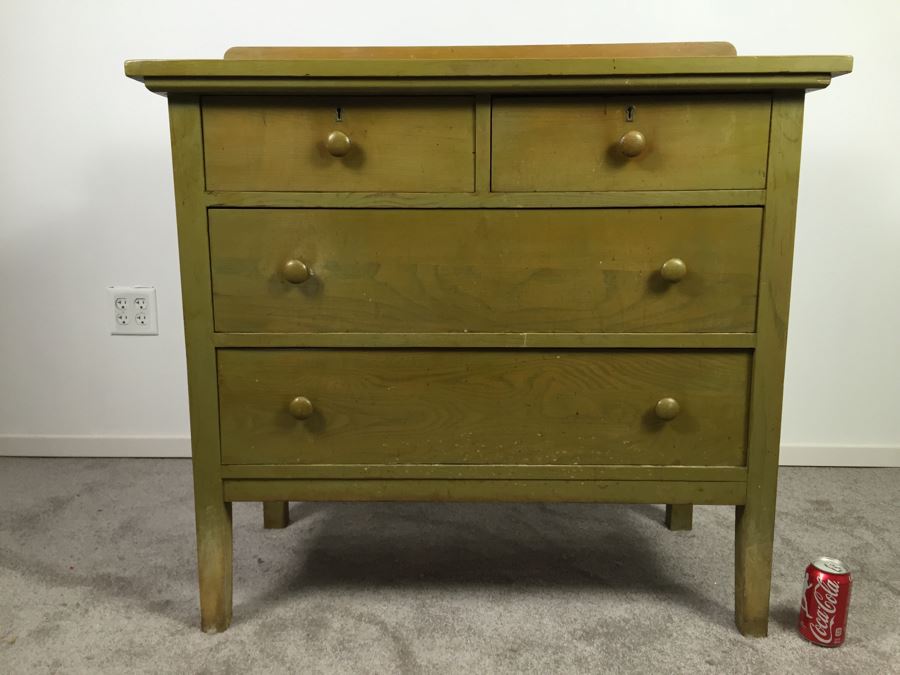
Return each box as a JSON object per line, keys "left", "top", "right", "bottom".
{"left": 125, "top": 43, "right": 852, "bottom": 95}
{"left": 219, "top": 42, "right": 741, "bottom": 60}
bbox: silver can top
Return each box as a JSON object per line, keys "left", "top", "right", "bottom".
{"left": 812, "top": 557, "right": 850, "bottom": 575}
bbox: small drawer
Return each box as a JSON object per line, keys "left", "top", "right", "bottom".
{"left": 218, "top": 349, "right": 751, "bottom": 466}
{"left": 491, "top": 95, "right": 771, "bottom": 191}
{"left": 202, "top": 96, "right": 475, "bottom": 192}
{"left": 209, "top": 207, "right": 762, "bottom": 334}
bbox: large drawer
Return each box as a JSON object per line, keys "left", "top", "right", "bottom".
{"left": 202, "top": 96, "right": 475, "bottom": 192}
{"left": 209, "top": 208, "right": 762, "bottom": 334}
{"left": 218, "top": 349, "right": 751, "bottom": 466}
{"left": 491, "top": 95, "right": 771, "bottom": 191}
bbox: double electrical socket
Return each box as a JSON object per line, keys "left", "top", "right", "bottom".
{"left": 108, "top": 286, "right": 158, "bottom": 335}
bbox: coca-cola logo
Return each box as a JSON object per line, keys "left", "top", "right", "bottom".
{"left": 805, "top": 576, "right": 841, "bottom": 644}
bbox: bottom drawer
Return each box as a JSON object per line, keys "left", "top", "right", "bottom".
{"left": 218, "top": 350, "right": 750, "bottom": 466}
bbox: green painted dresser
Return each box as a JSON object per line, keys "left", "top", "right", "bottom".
{"left": 125, "top": 43, "right": 852, "bottom": 634}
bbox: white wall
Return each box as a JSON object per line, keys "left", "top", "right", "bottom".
{"left": 1, "top": 0, "right": 898, "bottom": 465}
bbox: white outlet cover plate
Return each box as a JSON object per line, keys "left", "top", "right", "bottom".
{"left": 108, "top": 286, "right": 159, "bottom": 335}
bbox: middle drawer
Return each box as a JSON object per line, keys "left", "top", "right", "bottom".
{"left": 209, "top": 208, "right": 762, "bottom": 334}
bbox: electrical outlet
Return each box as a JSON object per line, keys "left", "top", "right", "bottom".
{"left": 107, "top": 286, "right": 158, "bottom": 335}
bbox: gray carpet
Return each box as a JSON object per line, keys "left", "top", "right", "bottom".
{"left": 0, "top": 459, "right": 897, "bottom": 674}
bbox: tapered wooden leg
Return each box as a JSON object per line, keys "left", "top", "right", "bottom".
{"left": 195, "top": 498, "right": 233, "bottom": 633}
{"left": 735, "top": 500, "right": 776, "bottom": 637}
{"left": 732, "top": 95, "right": 804, "bottom": 638}
{"left": 665, "top": 504, "right": 693, "bottom": 531}
{"left": 263, "top": 501, "right": 290, "bottom": 529}
{"left": 170, "top": 97, "right": 235, "bottom": 634}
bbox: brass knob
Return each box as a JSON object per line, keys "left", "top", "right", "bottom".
{"left": 660, "top": 258, "right": 687, "bottom": 282}
{"left": 655, "top": 397, "right": 681, "bottom": 421}
{"left": 618, "top": 130, "right": 646, "bottom": 158}
{"left": 282, "top": 259, "right": 310, "bottom": 284}
{"left": 288, "top": 396, "right": 314, "bottom": 420}
{"left": 325, "top": 130, "right": 351, "bottom": 157}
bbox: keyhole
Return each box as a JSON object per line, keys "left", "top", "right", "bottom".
{"left": 335, "top": 107, "right": 343, "bottom": 122}
{"left": 625, "top": 105, "right": 636, "bottom": 122}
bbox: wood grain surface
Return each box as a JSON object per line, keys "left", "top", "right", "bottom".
{"left": 492, "top": 95, "right": 771, "bottom": 191}
{"left": 223, "top": 479, "right": 747, "bottom": 505}
{"left": 217, "top": 349, "right": 751, "bottom": 466}
{"left": 125, "top": 55, "right": 853, "bottom": 83}
{"left": 735, "top": 94, "right": 806, "bottom": 637}
{"left": 220, "top": 464, "right": 746, "bottom": 481}
{"left": 209, "top": 208, "right": 762, "bottom": 334}
{"left": 203, "top": 96, "right": 475, "bottom": 192}
{"left": 224, "top": 43, "right": 739, "bottom": 60}
{"left": 167, "top": 96, "right": 232, "bottom": 633}
{"left": 204, "top": 189, "right": 766, "bottom": 209}
{"left": 211, "top": 332, "right": 756, "bottom": 349}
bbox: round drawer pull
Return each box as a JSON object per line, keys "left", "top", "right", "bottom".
{"left": 618, "top": 130, "right": 646, "bottom": 158}
{"left": 325, "top": 130, "right": 352, "bottom": 157}
{"left": 655, "top": 397, "right": 681, "bottom": 421}
{"left": 660, "top": 257, "right": 687, "bottom": 282}
{"left": 288, "top": 396, "right": 314, "bottom": 420}
{"left": 282, "top": 259, "right": 311, "bottom": 284}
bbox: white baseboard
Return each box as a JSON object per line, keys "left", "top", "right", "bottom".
{"left": 0, "top": 435, "right": 191, "bottom": 458}
{"left": 0, "top": 436, "right": 897, "bottom": 467}
{"left": 778, "top": 444, "right": 898, "bottom": 467}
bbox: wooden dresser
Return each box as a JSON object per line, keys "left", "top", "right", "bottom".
{"left": 125, "top": 43, "right": 851, "bottom": 635}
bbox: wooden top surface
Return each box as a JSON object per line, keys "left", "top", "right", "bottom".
{"left": 124, "top": 43, "right": 852, "bottom": 94}
{"left": 222, "top": 42, "right": 739, "bottom": 59}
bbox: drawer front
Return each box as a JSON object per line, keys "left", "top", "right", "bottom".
{"left": 218, "top": 349, "right": 750, "bottom": 466}
{"left": 491, "top": 95, "right": 770, "bottom": 191}
{"left": 209, "top": 208, "right": 762, "bottom": 333}
{"left": 203, "top": 96, "right": 475, "bottom": 192}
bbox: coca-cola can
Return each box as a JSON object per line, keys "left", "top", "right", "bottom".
{"left": 798, "top": 557, "right": 852, "bottom": 647}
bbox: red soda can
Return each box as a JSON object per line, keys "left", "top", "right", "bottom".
{"left": 798, "top": 557, "right": 852, "bottom": 647}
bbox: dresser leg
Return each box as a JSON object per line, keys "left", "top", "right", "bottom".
{"left": 263, "top": 501, "right": 290, "bottom": 529}
{"left": 664, "top": 504, "right": 693, "bottom": 530}
{"left": 195, "top": 498, "right": 233, "bottom": 633}
{"left": 734, "top": 502, "right": 775, "bottom": 637}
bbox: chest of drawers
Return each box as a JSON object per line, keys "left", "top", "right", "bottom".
{"left": 125, "top": 43, "right": 851, "bottom": 635}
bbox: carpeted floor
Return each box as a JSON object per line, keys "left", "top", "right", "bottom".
{"left": 0, "top": 459, "right": 897, "bottom": 673}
